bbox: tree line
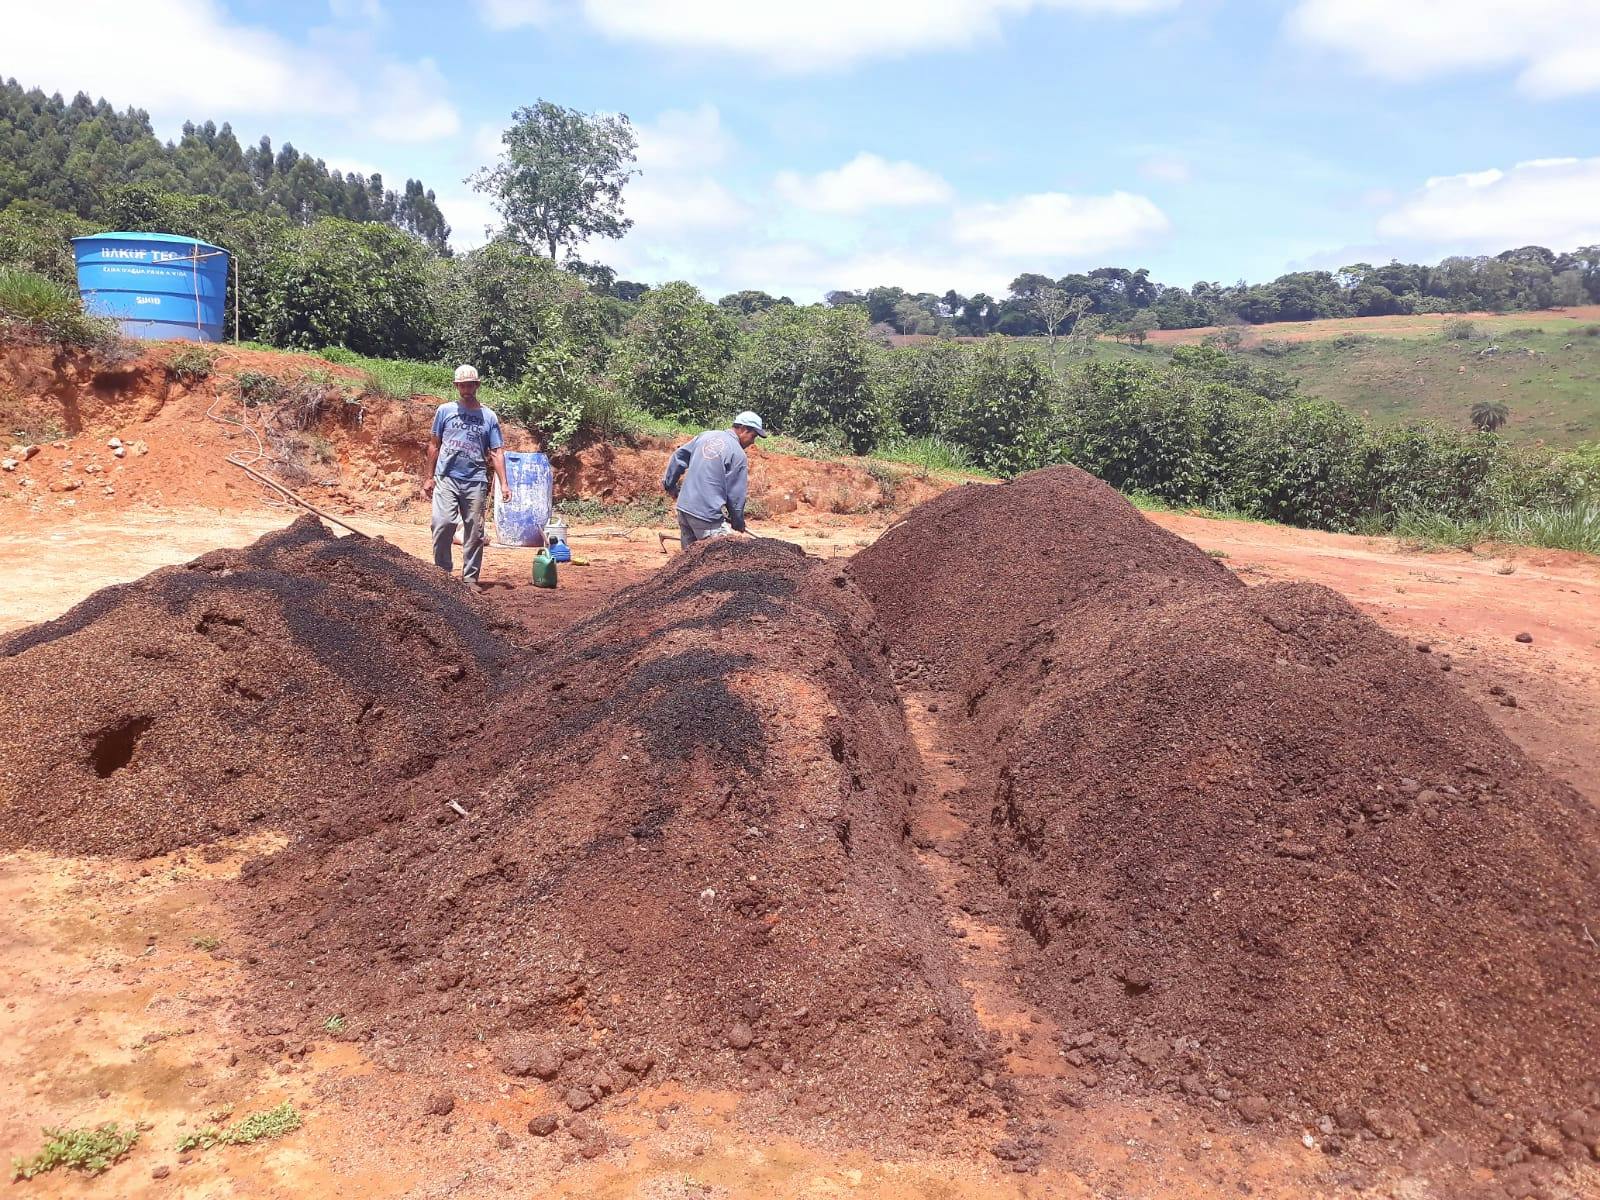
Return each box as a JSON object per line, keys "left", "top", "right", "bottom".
{"left": 710, "top": 246, "right": 1600, "bottom": 338}
{"left": 0, "top": 79, "right": 450, "bottom": 250}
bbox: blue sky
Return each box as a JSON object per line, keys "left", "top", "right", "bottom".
{"left": 12, "top": 1, "right": 1600, "bottom": 299}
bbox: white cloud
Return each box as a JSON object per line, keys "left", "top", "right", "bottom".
{"left": 634, "top": 105, "right": 734, "bottom": 172}
{"left": 1376, "top": 157, "right": 1600, "bottom": 248}
{"left": 476, "top": 0, "right": 551, "bottom": 29}
{"left": 328, "top": 0, "right": 385, "bottom": 23}
{"left": 471, "top": 124, "right": 506, "bottom": 167}
{"left": 1288, "top": 0, "right": 1600, "bottom": 98}
{"left": 9, "top": 0, "right": 460, "bottom": 143}
{"left": 9, "top": 0, "right": 354, "bottom": 116}
{"left": 603, "top": 182, "right": 1170, "bottom": 300}
{"left": 626, "top": 177, "right": 751, "bottom": 234}
{"left": 574, "top": 0, "right": 1181, "bottom": 70}
{"left": 368, "top": 59, "right": 461, "bottom": 142}
{"left": 438, "top": 192, "right": 501, "bottom": 252}
{"left": 775, "top": 153, "right": 953, "bottom": 213}
{"left": 953, "top": 190, "right": 1171, "bottom": 258}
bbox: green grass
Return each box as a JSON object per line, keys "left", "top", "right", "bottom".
{"left": 177, "top": 1101, "right": 301, "bottom": 1152}
{"left": 873, "top": 434, "right": 980, "bottom": 478}
{"left": 1498, "top": 501, "right": 1600, "bottom": 555}
{"left": 554, "top": 496, "right": 670, "bottom": 527}
{"left": 1257, "top": 329, "right": 1600, "bottom": 445}
{"left": 0, "top": 267, "right": 126, "bottom": 354}
{"left": 1361, "top": 505, "right": 1600, "bottom": 556}
{"left": 12, "top": 1123, "right": 141, "bottom": 1180}
{"left": 1122, "top": 489, "right": 1266, "bottom": 525}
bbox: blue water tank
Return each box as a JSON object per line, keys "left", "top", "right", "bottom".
{"left": 72, "top": 232, "right": 230, "bottom": 342}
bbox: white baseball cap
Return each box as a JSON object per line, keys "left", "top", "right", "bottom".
{"left": 733, "top": 410, "right": 769, "bottom": 437}
{"left": 453, "top": 364, "right": 479, "bottom": 384}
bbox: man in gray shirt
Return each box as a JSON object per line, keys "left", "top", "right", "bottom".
{"left": 661, "top": 411, "right": 768, "bottom": 548}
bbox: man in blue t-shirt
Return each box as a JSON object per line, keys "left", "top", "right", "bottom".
{"left": 423, "top": 364, "right": 508, "bottom": 588}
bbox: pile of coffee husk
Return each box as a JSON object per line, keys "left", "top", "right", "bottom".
{"left": 226, "top": 537, "right": 993, "bottom": 1144}
{"left": 0, "top": 515, "right": 516, "bottom": 857}
{"left": 852, "top": 466, "right": 1600, "bottom": 1162}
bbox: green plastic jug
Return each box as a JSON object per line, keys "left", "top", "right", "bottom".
{"left": 532, "top": 548, "right": 558, "bottom": 589}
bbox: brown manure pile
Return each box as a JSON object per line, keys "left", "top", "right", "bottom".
{"left": 229, "top": 537, "right": 992, "bottom": 1143}
{"left": 853, "top": 466, "right": 1600, "bottom": 1158}
{"left": 0, "top": 515, "right": 516, "bottom": 857}
{"left": 852, "top": 467, "right": 1235, "bottom": 697}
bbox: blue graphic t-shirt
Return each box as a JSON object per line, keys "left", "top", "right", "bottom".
{"left": 431, "top": 401, "right": 503, "bottom": 484}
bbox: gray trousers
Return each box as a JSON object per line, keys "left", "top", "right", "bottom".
{"left": 431, "top": 477, "right": 488, "bottom": 582}
{"left": 678, "top": 510, "right": 732, "bottom": 549}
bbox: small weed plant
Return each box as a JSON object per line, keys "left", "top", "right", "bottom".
{"left": 171, "top": 345, "right": 217, "bottom": 383}
{"left": 177, "top": 1101, "right": 301, "bottom": 1152}
{"left": 234, "top": 371, "right": 285, "bottom": 408}
{"left": 12, "top": 1122, "right": 141, "bottom": 1180}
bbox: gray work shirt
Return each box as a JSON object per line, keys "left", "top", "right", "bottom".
{"left": 662, "top": 430, "right": 749, "bottom": 529}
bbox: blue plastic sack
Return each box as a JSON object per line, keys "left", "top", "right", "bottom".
{"left": 494, "top": 451, "right": 554, "bottom": 547}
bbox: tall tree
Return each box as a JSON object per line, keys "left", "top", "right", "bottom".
{"left": 472, "top": 100, "right": 637, "bottom": 262}
{"left": 1031, "top": 287, "right": 1091, "bottom": 370}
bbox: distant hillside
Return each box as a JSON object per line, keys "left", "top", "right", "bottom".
{"left": 0, "top": 78, "right": 449, "bottom": 250}
{"left": 1097, "top": 308, "right": 1600, "bottom": 446}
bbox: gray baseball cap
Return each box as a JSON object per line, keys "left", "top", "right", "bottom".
{"left": 733, "top": 410, "right": 769, "bottom": 437}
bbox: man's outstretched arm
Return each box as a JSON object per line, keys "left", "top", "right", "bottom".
{"left": 662, "top": 440, "right": 695, "bottom": 498}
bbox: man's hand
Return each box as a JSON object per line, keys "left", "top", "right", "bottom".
{"left": 422, "top": 476, "right": 435, "bottom": 499}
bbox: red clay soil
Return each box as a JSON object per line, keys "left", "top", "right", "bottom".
{"left": 0, "top": 343, "right": 926, "bottom": 522}
{"left": 214, "top": 535, "right": 994, "bottom": 1147}
{"left": 852, "top": 466, "right": 1600, "bottom": 1167}
{"left": 0, "top": 515, "right": 519, "bottom": 857}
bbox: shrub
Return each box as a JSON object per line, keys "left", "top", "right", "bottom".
{"left": 170, "top": 345, "right": 217, "bottom": 383}
{"left": 248, "top": 218, "right": 442, "bottom": 359}
{"left": 874, "top": 340, "right": 965, "bottom": 437}
{"left": 1442, "top": 318, "right": 1478, "bottom": 340}
{"left": 505, "top": 334, "right": 597, "bottom": 448}
{"left": 1200, "top": 326, "right": 1244, "bottom": 351}
{"left": 731, "top": 305, "right": 883, "bottom": 453}
{"left": 612, "top": 281, "right": 736, "bottom": 425}
{"left": 948, "top": 336, "right": 1054, "bottom": 477}
{"left": 1254, "top": 338, "right": 1294, "bottom": 357}
{"left": 233, "top": 370, "right": 285, "bottom": 407}
{"left": 435, "top": 238, "right": 607, "bottom": 384}
{"left": 0, "top": 203, "right": 96, "bottom": 287}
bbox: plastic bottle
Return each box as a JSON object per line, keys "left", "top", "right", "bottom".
{"left": 532, "top": 548, "right": 558, "bottom": 589}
